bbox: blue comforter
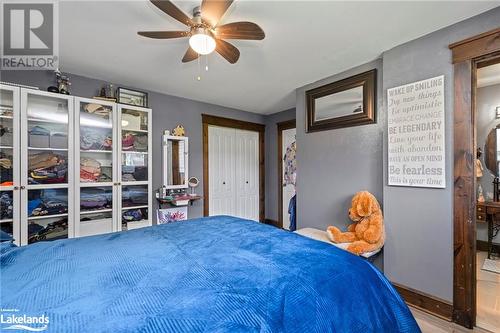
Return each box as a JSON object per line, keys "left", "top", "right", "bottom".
{"left": 1, "top": 216, "right": 420, "bottom": 332}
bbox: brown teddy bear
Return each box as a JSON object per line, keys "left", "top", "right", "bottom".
{"left": 326, "top": 191, "right": 385, "bottom": 255}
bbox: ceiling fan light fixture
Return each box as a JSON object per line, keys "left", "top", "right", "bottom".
{"left": 189, "top": 28, "right": 216, "bottom": 55}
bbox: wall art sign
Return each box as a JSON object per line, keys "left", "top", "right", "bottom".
{"left": 387, "top": 75, "right": 445, "bottom": 188}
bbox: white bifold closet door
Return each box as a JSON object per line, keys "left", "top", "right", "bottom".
{"left": 208, "top": 126, "right": 259, "bottom": 221}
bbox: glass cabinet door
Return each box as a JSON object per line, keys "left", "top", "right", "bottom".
{"left": 0, "top": 85, "right": 20, "bottom": 244}
{"left": 118, "top": 105, "right": 151, "bottom": 231}
{"left": 21, "top": 90, "right": 74, "bottom": 245}
{"left": 75, "top": 98, "right": 116, "bottom": 237}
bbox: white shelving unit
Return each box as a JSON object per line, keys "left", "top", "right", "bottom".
{"left": 0, "top": 84, "right": 20, "bottom": 245}
{"left": 0, "top": 86, "right": 152, "bottom": 246}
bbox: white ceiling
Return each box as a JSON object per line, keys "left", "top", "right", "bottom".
{"left": 478, "top": 63, "right": 500, "bottom": 88}
{"left": 59, "top": 1, "right": 499, "bottom": 114}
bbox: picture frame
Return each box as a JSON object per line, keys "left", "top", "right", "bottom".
{"left": 306, "top": 69, "right": 377, "bottom": 132}
{"left": 117, "top": 87, "right": 148, "bottom": 107}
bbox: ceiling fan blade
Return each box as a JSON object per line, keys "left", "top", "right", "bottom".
{"left": 215, "top": 39, "right": 240, "bottom": 64}
{"left": 215, "top": 22, "right": 265, "bottom": 40}
{"left": 138, "top": 31, "right": 189, "bottom": 39}
{"left": 201, "top": 0, "right": 233, "bottom": 28}
{"left": 150, "top": 0, "right": 193, "bottom": 26}
{"left": 182, "top": 47, "right": 200, "bottom": 63}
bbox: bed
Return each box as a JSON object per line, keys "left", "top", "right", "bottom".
{"left": 1, "top": 216, "right": 420, "bottom": 333}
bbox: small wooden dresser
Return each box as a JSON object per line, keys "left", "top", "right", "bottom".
{"left": 476, "top": 201, "right": 500, "bottom": 258}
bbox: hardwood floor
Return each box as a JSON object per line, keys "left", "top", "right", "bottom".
{"left": 476, "top": 251, "right": 500, "bottom": 333}
{"left": 411, "top": 307, "right": 492, "bottom": 333}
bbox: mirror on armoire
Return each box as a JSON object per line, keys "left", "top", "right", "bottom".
{"left": 475, "top": 59, "right": 500, "bottom": 332}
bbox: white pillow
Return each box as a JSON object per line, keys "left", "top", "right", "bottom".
{"left": 295, "top": 228, "right": 381, "bottom": 258}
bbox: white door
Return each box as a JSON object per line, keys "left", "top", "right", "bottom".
{"left": 117, "top": 104, "right": 153, "bottom": 231}
{"left": 20, "top": 89, "right": 74, "bottom": 246}
{"left": 74, "top": 97, "right": 117, "bottom": 238}
{"left": 235, "top": 130, "right": 259, "bottom": 221}
{"left": 282, "top": 128, "right": 296, "bottom": 230}
{"left": 208, "top": 126, "right": 236, "bottom": 216}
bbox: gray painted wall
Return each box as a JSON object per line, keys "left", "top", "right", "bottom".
{"left": 1, "top": 70, "right": 265, "bottom": 222}
{"left": 264, "top": 108, "right": 296, "bottom": 222}
{"left": 476, "top": 84, "right": 500, "bottom": 242}
{"left": 295, "top": 59, "right": 384, "bottom": 269}
{"left": 381, "top": 7, "right": 500, "bottom": 302}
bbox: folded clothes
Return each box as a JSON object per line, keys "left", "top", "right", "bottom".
{"left": 0, "top": 166, "right": 12, "bottom": 184}
{"left": 122, "top": 173, "right": 135, "bottom": 182}
{"left": 28, "top": 152, "right": 66, "bottom": 185}
{"left": 50, "top": 131, "right": 67, "bottom": 137}
{"left": 28, "top": 191, "right": 68, "bottom": 217}
{"left": 0, "top": 158, "right": 12, "bottom": 169}
{"left": 29, "top": 125, "right": 50, "bottom": 136}
{"left": 0, "top": 105, "right": 13, "bottom": 117}
{"left": 29, "top": 163, "right": 67, "bottom": 184}
{"left": 133, "top": 167, "right": 147, "bottom": 181}
{"left": 84, "top": 103, "right": 110, "bottom": 117}
{"left": 122, "top": 133, "right": 135, "bottom": 150}
{"left": 133, "top": 135, "right": 148, "bottom": 151}
{"left": 122, "top": 165, "right": 135, "bottom": 174}
{"left": 29, "top": 152, "right": 64, "bottom": 170}
{"left": 0, "top": 192, "right": 13, "bottom": 219}
{"left": 122, "top": 187, "right": 148, "bottom": 205}
{"left": 122, "top": 209, "right": 145, "bottom": 222}
{"left": 80, "top": 157, "right": 102, "bottom": 182}
{"left": 80, "top": 188, "right": 112, "bottom": 210}
{"left": 0, "top": 153, "right": 13, "bottom": 183}
{"left": 80, "top": 129, "right": 112, "bottom": 151}
{"left": 81, "top": 157, "right": 100, "bottom": 169}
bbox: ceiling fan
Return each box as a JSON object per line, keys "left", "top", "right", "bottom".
{"left": 138, "top": 0, "right": 265, "bottom": 64}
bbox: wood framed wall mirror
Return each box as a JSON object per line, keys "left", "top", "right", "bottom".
{"left": 306, "top": 69, "right": 377, "bottom": 132}
{"left": 450, "top": 27, "right": 500, "bottom": 330}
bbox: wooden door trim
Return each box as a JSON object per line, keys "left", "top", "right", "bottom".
{"left": 277, "top": 119, "right": 296, "bottom": 228}
{"left": 202, "top": 114, "right": 266, "bottom": 221}
{"left": 449, "top": 28, "right": 500, "bottom": 329}
{"left": 449, "top": 28, "right": 500, "bottom": 64}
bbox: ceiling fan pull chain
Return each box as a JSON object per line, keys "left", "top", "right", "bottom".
{"left": 205, "top": 54, "right": 209, "bottom": 72}
{"left": 197, "top": 54, "right": 201, "bottom": 81}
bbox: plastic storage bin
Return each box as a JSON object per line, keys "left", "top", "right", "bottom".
{"left": 29, "top": 134, "right": 50, "bottom": 148}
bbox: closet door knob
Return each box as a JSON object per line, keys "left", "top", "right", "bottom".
{"left": 13, "top": 186, "right": 19, "bottom": 190}
{"left": 246, "top": 181, "right": 249, "bottom": 184}
{"left": 20, "top": 186, "right": 26, "bottom": 190}
{"left": 222, "top": 182, "right": 226, "bottom": 185}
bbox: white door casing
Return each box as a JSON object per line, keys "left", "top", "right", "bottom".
{"left": 208, "top": 126, "right": 236, "bottom": 216}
